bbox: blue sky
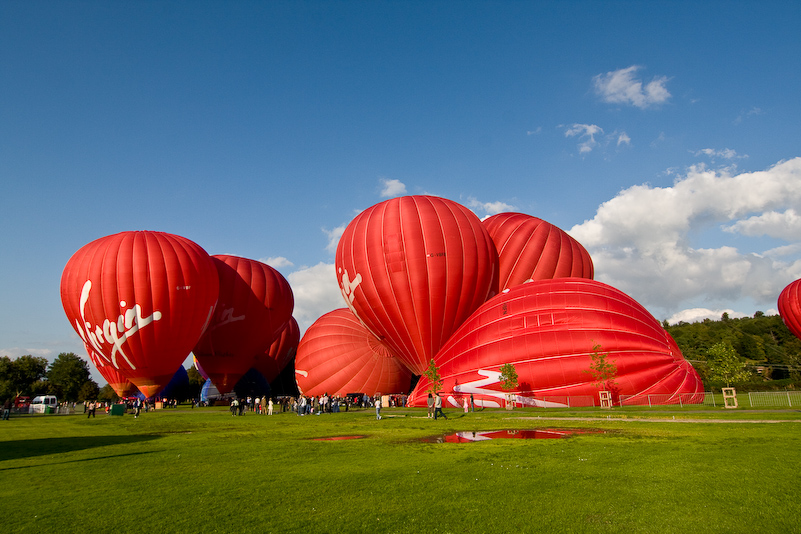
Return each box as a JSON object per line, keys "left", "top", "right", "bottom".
{"left": 2, "top": 1, "right": 800, "bottom": 384}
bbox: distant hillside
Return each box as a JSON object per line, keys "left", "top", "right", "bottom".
{"left": 665, "top": 313, "right": 801, "bottom": 390}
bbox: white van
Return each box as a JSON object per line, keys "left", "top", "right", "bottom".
{"left": 30, "top": 395, "right": 58, "bottom": 414}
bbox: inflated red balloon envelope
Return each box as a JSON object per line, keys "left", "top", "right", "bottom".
{"left": 193, "top": 255, "right": 294, "bottom": 394}
{"left": 253, "top": 317, "right": 300, "bottom": 383}
{"left": 60, "top": 231, "right": 219, "bottom": 398}
{"left": 407, "top": 278, "right": 703, "bottom": 408}
{"left": 335, "top": 195, "right": 498, "bottom": 375}
{"left": 483, "top": 212, "right": 594, "bottom": 292}
{"left": 778, "top": 279, "right": 801, "bottom": 340}
{"left": 295, "top": 308, "right": 412, "bottom": 397}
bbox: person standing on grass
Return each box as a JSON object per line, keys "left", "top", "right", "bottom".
{"left": 268, "top": 398, "right": 274, "bottom": 415}
{"left": 463, "top": 397, "right": 469, "bottom": 414}
{"left": 2, "top": 397, "right": 11, "bottom": 420}
{"left": 434, "top": 394, "right": 446, "bottom": 420}
{"left": 427, "top": 393, "right": 435, "bottom": 419}
{"left": 375, "top": 394, "right": 382, "bottom": 420}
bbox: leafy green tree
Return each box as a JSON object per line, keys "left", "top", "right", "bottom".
{"left": 78, "top": 380, "right": 100, "bottom": 402}
{"left": 97, "top": 384, "right": 118, "bottom": 403}
{"left": 0, "top": 354, "right": 48, "bottom": 398}
{"left": 423, "top": 359, "right": 443, "bottom": 395}
{"left": 47, "top": 352, "right": 94, "bottom": 401}
{"left": 584, "top": 343, "right": 617, "bottom": 391}
{"left": 707, "top": 342, "right": 752, "bottom": 387}
{"left": 499, "top": 363, "right": 519, "bottom": 391}
{"left": 187, "top": 364, "right": 207, "bottom": 400}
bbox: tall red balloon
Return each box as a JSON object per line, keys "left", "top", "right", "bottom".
{"left": 407, "top": 278, "right": 703, "bottom": 407}
{"left": 60, "top": 231, "right": 219, "bottom": 398}
{"left": 335, "top": 195, "right": 498, "bottom": 375}
{"left": 778, "top": 279, "right": 801, "bottom": 340}
{"left": 253, "top": 317, "right": 300, "bottom": 384}
{"left": 193, "top": 255, "right": 294, "bottom": 394}
{"left": 295, "top": 308, "right": 412, "bottom": 397}
{"left": 483, "top": 212, "right": 594, "bottom": 292}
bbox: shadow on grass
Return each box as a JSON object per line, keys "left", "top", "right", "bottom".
{"left": 0, "top": 434, "right": 162, "bottom": 463}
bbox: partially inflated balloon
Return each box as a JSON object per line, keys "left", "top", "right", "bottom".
{"left": 253, "top": 317, "right": 299, "bottom": 384}
{"left": 408, "top": 278, "right": 703, "bottom": 407}
{"left": 60, "top": 231, "right": 219, "bottom": 398}
{"left": 295, "top": 309, "right": 413, "bottom": 397}
{"left": 778, "top": 279, "right": 801, "bottom": 340}
{"left": 335, "top": 195, "right": 498, "bottom": 375}
{"left": 193, "top": 255, "right": 294, "bottom": 394}
{"left": 483, "top": 212, "right": 593, "bottom": 292}
{"left": 82, "top": 342, "right": 139, "bottom": 398}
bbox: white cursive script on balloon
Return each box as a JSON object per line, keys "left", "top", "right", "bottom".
{"left": 73, "top": 280, "right": 162, "bottom": 370}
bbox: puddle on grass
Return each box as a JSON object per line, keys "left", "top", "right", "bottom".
{"left": 420, "top": 429, "right": 604, "bottom": 443}
{"left": 311, "top": 435, "right": 366, "bottom": 441}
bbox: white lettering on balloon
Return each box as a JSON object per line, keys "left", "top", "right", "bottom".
{"left": 338, "top": 267, "right": 362, "bottom": 306}
{"left": 73, "top": 280, "right": 162, "bottom": 370}
{"left": 450, "top": 369, "right": 553, "bottom": 408}
{"left": 209, "top": 306, "right": 245, "bottom": 331}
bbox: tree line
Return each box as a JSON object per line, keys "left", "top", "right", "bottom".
{"left": 665, "top": 312, "right": 801, "bottom": 390}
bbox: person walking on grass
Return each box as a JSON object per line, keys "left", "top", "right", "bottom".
{"left": 375, "top": 394, "right": 382, "bottom": 420}
{"left": 427, "top": 393, "right": 435, "bottom": 419}
{"left": 434, "top": 394, "right": 447, "bottom": 420}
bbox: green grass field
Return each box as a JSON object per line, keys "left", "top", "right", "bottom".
{"left": 1, "top": 405, "right": 799, "bottom": 533}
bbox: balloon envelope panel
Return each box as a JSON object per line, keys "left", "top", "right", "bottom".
{"left": 60, "top": 231, "right": 219, "bottom": 398}
{"left": 778, "top": 279, "right": 801, "bottom": 340}
{"left": 194, "top": 255, "right": 294, "bottom": 394}
{"left": 335, "top": 195, "right": 498, "bottom": 375}
{"left": 483, "top": 212, "right": 594, "bottom": 292}
{"left": 295, "top": 308, "right": 412, "bottom": 397}
{"left": 408, "top": 278, "right": 703, "bottom": 407}
{"left": 253, "top": 317, "right": 300, "bottom": 383}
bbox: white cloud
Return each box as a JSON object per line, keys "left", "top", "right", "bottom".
{"left": 564, "top": 123, "right": 603, "bottom": 154}
{"left": 465, "top": 197, "right": 517, "bottom": 219}
{"left": 260, "top": 256, "right": 294, "bottom": 269}
{"left": 723, "top": 209, "right": 801, "bottom": 240}
{"left": 323, "top": 224, "right": 347, "bottom": 254}
{"left": 593, "top": 66, "right": 671, "bottom": 109}
{"left": 287, "top": 262, "right": 344, "bottom": 334}
{"left": 665, "top": 308, "right": 748, "bottom": 325}
{"left": 569, "top": 158, "right": 801, "bottom": 318}
{"left": 526, "top": 127, "right": 542, "bottom": 135}
{"left": 379, "top": 177, "right": 407, "bottom": 198}
{"left": 617, "top": 132, "right": 631, "bottom": 146}
{"left": 693, "top": 148, "right": 747, "bottom": 160}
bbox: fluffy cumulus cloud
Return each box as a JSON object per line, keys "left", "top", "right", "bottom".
{"left": 569, "top": 158, "right": 801, "bottom": 319}
{"left": 260, "top": 256, "right": 294, "bottom": 269}
{"left": 323, "top": 224, "right": 347, "bottom": 254}
{"left": 564, "top": 123, "right": 603, "bottom": 154}
{"left": 465, "top": 197, "right": 517, "bottom": 219}
{"left": 287, "top": 262, "right": 344, "bottom": 333}
{"left": 379, "top": 177, "right": 407, "bottom": 198}
{"left": 593, "top": 66, "right": 671, "bottom": 109}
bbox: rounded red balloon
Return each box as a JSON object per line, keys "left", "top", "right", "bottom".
{"left": 60, "top": 231, "right": 219, "bottom": 398}
{"left": 483, "top": 212, "right": 594, "bottom": 292}
{"left": 253, "top": 317, "right": 300, "bottom": 383}
{"left": 295, "top": 309, "right": 413, "bottom": 397}
{"left": 407, "top": 278, "right": 703, "bottom": 408}
{"left": 193, "top": 255, "right": 294, "bottom": 394}
{"left": 778, "top": 279, "right": 801, "bottom": 340}
{"left": 335, "top": 195, "right": 498, "bottom": 375}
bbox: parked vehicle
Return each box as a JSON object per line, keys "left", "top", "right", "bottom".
{"left": 30, "top": 395, "right": 58, "bottom": 414}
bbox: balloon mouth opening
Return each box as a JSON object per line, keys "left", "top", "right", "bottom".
{"left": 420, "top": 428, "right": 605, "bottom": 443}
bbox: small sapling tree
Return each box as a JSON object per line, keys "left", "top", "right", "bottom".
{"left": 584, "top": 343, "right": 617, "bottom": 406}
{"left": 499, "top": 363, "right": 518, "bottom": 409}
{"left": 707, "top": 342, "right": 751, "bottom": 388}
{"left": 423, "top": 358, "right": 443, "bottom": 395}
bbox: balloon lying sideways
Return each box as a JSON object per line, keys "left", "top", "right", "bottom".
{"left": 407, "top": 278, "right": 704, "bottom": 408}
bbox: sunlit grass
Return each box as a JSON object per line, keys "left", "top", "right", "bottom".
{"left": 1, "top": 406, "right": 799, "bottom": 533}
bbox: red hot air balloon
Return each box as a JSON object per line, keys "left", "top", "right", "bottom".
{"left": 253, "top": 317, "right": 300, "bottom": 383}
{"left": 407, "top": 278, "right": 703, "bottom": 408}
{"left": 335, "top": 195, "right": 498, "bottom": 375}
{"left": 294, "top": 308, "right": 412, "bottom": 397}
{"left": 778, "top": 279, "right": 801, "bottom": 340}
{"left": 60, "top": 231, "right": 219, "bottom": 398}
{"left": 193, "top": 255, "right": 294, "bottom": 394}
{"left": 483, "top": 212, "right": 594, "bottom": 292}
